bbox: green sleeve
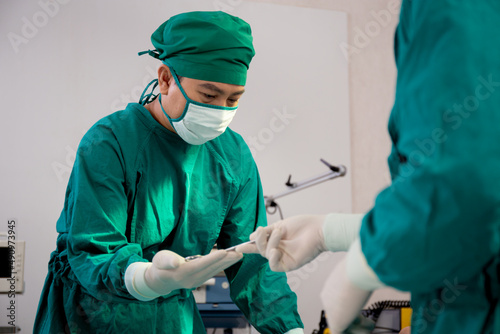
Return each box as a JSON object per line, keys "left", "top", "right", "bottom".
{"left": 218, "top": 149, "right": 303, "bottom": 333}
{"left": 360, "top": 1, "right": 500, "bottom": 293}
{"left": 61, "top": 122, "right": 145, "bottom": 301}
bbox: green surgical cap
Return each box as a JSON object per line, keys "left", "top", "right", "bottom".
{"left": 149, "top": 11, "right": 255, "bottom": 86}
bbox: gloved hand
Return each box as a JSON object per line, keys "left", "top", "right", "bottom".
{"left": 236, "top": 213, "right": 364, "bottom": 272}
{"left": 125, "top": 250, "right": 242, "bottom": 301}
{"left": 236, "top": 215, "right": 327, "bottom": 272}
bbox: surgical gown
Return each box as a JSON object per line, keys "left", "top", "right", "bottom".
{"left": 34, "top": 103, "right": 303, "bottom": 333}
{"left": 360, "top": 1, "right": 500, "bottom": 333}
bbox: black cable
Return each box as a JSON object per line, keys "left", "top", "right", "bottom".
{"left": 265, "top": 200, "right": 284, "bottom": 220}
{"left": 266, "top": 204, "right": 278, "bottom": 215}
{"left": 276, "top": 202, "right": 284, "bottom": 220}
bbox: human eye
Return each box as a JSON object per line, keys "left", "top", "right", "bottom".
{"left": 203, "top": 93, "right": 216, "bottom": 99}
{"left": 227, "top": 98, "right": 239, "bottom": 107}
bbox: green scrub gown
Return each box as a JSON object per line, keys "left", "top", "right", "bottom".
{"left": 360, "top": 1, "right": 500, "bottom": 333}
{"left": 34, "top": 103, "right": 303, "bottom": 333}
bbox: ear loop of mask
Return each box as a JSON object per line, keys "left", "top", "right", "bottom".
{"left": 152, "top": 64, "right": 189, "bottom": 130}
{"left": 162, "top": 64, "right": 191, "bottom": 122}
{"left": 166, "top": 65, "right": 188, "bottom": 104}
{"left": 158, "top": 93, "right": 177, "bottom": 129}
{"left": 136, "top": 60, "right": 179, "bottom": 128}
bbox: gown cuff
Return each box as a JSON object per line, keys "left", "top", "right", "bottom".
{"left": 346, "top": 239, "right": 385, "bottom": 290}
{"left": 124, "top": 262, "right": 160, "bottom": 301}
{"left": 322, "top": 213, "right": 364, "bottom": 252}
{"left": 284, "top": 329, "right": 304, "bottom": 334}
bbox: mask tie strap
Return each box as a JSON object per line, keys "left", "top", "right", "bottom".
{"left": 137, "top": 49, "right": 161, "bottom": 105}
{"left": 139, "top": 79, "right": 159, "bottom": 105}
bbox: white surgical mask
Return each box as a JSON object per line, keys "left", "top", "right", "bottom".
{"left": 159, "top": 72, "right": 237, "bottom": 145}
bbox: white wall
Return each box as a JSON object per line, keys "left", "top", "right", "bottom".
{"left": 1, "top": 1, "right": 352, "bottom": 333}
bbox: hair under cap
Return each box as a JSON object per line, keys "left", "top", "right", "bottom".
{"left": 150, "top": 11, "right": 255, "bottom": 86}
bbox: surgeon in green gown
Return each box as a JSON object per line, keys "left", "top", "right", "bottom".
{"left": 239, "top": 1, "right": 500, "bottom": 333}
{"left": 34, "top": 11, "right": 304, "bottom": 334}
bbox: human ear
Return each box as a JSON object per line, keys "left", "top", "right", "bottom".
{"left": 157, "top": 65, "right": 173, "bottom": 95}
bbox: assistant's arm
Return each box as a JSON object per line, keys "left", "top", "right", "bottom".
{"left": 360, "top": 5, "right": 500, "bottom": 292}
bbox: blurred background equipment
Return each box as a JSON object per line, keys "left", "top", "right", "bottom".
{"left": 265, "top": 159, "right": 347, "bottom": 219}
{"left": 312, "top": 300, "right": 412, "bottom": 334}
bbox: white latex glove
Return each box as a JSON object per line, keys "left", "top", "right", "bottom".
{"left": 236, "top": 215, "right": 327, "bottom": 272}
{"left": 236, "top": 213, "right": 363, "bottom": 272}
{"left": 125, "top": 250, "right": 242, "bottom": 301}
{"left": 320, "top": 257, "right": 373, "bottom": 334}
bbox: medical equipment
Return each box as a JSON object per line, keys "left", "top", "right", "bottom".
{"left": 312, "top": 300, "right": 412, "bottom": 334}
{"left": 265, "top": 159, "right": 346, "bottom": 219}
{"left": 184, "top": 241, "right": 256, "bottom": 262}
{"left": 225, "top": 240, "right": 255, "bottom": 252}
{"left": 362, "top": 300, "right": 412, "bottom": 333}
{"left": 311, "top": 311, "right": 329, "bottom": 334}
{"left": 185, "top": 255, "right": 203, "bottom": 262}
{"left": 195, "top": 275, "right": 249, "bottom": 331}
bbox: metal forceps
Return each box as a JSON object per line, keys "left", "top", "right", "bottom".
{"left": 225, "top": 240, "right": 256, "bottom": 251}
{"left": 184, "top": 240, "right": 256, "bottom": 262}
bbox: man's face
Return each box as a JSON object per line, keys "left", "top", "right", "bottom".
{"left": 165, "top": 77, "right": 246, "bottom": 119}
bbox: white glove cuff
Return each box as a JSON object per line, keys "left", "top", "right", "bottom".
{"left": 124, "top": 262, "right": 160, "bottom": 301}
{"left": 322, "top": 213, "right": 364, "bottom": 252}
{"left": 284, "top": 329, "right": 304, "bottom": 334}
{"left": 346, "top": 239, "right": 385, "bottom": 290}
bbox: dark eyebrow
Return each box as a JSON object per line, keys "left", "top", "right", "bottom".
{"left": 198, "top": 83, "right": 245, "bottom": 96}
